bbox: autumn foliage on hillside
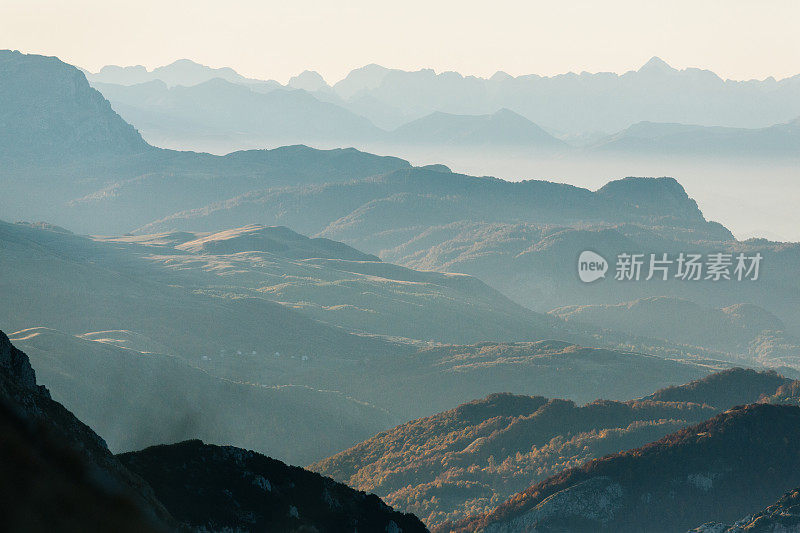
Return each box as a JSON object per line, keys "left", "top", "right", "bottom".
{"left": 313, "top": 368, "right": 790, "bottom": 528}
{"left": 447, "top": 404, "right": 800, "bottom": 532}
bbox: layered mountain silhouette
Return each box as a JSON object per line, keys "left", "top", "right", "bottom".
{"left": 691, "top": 487, "right": 800, "bottom": 532}
{"left": 87, "top": 56, "right": 800, "bottom": 136}
{"left": 85, "top": 58, "right": 280, "bottom": 91}
{"left": 79, "top": 55, "right": 800, "bottom": 160}
{"left": 447, "top": 403, "right": 800, "bottom": 532}
{"left": 132, "top": 165, "right": 800, "bottom": 355}
{"left": 93, "top": 77, "right": 384, "bottom": 148}
{"left": 590, "top": 118, "right": 800, "bottom": 157}
{"left": 119, "top": 440, "right": 427, "bottom": 532}
{"left": 0, "top": 330, "right": 428, "bottom": 532}
{"left": 0, "top": 329, "right": 175, "bottom": 531}
{"left": 390, "top": 109, "right": 566, "bottom": 148}
{"left": 313, "top": 368, "right": 789, "bottom": 528}
{"left": 3, "top": 49, "right": 799, "bottom": 368}
{"left": 6, "top": 47, "right": 800, "bottom": 532}
{"left": 327, "top": 56, "right": 800, "bottom": 133}
{"left": 10, "top": 327, "right": 392, "bottom": 465}
{"left": 0, "top": 50, "right": 149, "bottom": 160}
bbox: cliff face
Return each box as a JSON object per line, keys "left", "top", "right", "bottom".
{"left": 0, "top": 329, "right": 429, "bottom": 532}
{"left": 0, "top": 329, "right": 40, "bottom": 390}
{"left": 0, "top": 330, "right": 173, "bottom": 531}
{"left": 0, "top": 50, "right": 150, "bottom": 160}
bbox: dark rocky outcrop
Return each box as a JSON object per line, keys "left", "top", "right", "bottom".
{"left": 0, "top": 330, "right": 173, "bottom": 531}
{"left": 691, "top": 487, "right": 800, "bottom": 532}
{"left": 119, "top": 439, "right": 429, "bottom": 533}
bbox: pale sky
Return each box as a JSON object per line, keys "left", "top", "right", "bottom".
{"left": 2, "top": 0, "right": 799, "bottom": 84}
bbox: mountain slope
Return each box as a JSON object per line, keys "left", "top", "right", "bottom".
{"left": 390, "top": 109, "right": 566, "bottom": 148}
{"left": 691, "top": 487, "right": 800, "bottom": 532}
{"left": 312, "top": 368, "right": 785, "bottom": 528}
{"left": 0, "top": 219, "right": 397, "bottom": 362}
{"left": 132, "top": 168, "right": 800, "bottom": 354}
{"left": 93, "top": 223, "right": 559, "bottom": 344}
{"left": 449, "top": 404, "right": 800, "bottom": 532}
{"left": 643, "top": 367, "right": 792, "bottom": 407}
{"left": 592, "top": 118, "right": 800, "bottom": 158}
{"left": 328, "top": 57, "right": 800, "bottom": 134}
{"left": 119, "top": 440, "right": 428, "bottom": 533}
{"left": 142, "top": 170, "right": 721, "bottom": 241}
{"left": 312, "top": 394, "right": 716, "bottom": 527}
{"left": 10, "top": 327, "right": 393, "bottom": 465}
{"left": 93, "top": 77, "right": 384, "bottom": 148}
{"left": 0, "top": 50, "right": 149, "bottom": 160}
{"left": 0, "top": 329, "right": 428, "bottom": 532}
{"left": 173, "top": 223, "right": 380, "bottom": 260}
{"left": 0, "top": 50, "right": 414, "bottom": 234}
{"left": 551, "top": 297, "right": 790, "bottom": 355}
{"left": 0, "top": 398, "right": 166, "bottom": 533}
{"left": 0, "top": 329, "right": 174, "bottom": 530}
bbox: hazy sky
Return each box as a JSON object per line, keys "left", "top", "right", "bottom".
{"left": 2, "top": 0, "right": 799, "bottom": 83}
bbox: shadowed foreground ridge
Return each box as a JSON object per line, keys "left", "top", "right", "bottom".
{"left": 0, "top": 329, "right": 173, "bottom": 531}
{"left": 0, "top": 329, "right": 429, "bottom": 532}
{"left": 691, "top": 487, "right": 800, "bottom": 532}
{"left": 446, "top": 404, "right": 800, "bottom": 532}
{"left": 119, "top": 439, "right": 429, "bottom": 533}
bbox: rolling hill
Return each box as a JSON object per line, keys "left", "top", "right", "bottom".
{"left": 312, "top": 368, "right": 788, "bottom": 528}
{"left": 91, "top": 223, "right": 558, "bottom": 344}
{"left": 0, "top": 329, "right": 429, "bottom": 531}
{"left": 551, "top": 297, "right": 797, "bottom": 358}
{"left": 119, "top": 440, "right": 427, "bottom": 532}
{"left": 10, "top": 327, "right": 393, "bottom": 465}
{"left": 0, "top": 219, "right": 397, "bottom": 362}
{"left": 447, "top": 403, "right": 800, "bottom": 532}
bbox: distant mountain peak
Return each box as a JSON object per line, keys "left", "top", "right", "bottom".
{"left": 490, "top": 71, "right": 514, "bottom": 82}
{"left": 638, "top": 55, "right": 677, "bottom": 73}
{"left": 287, "top": 70, "right": 329, "bottom": 92}
{"left": 0, "top": 50, "right": 151, "bottom": 159}
{"left": 333, "top": 64, "right": 393, "bottom": 99}
{"left": 167, "top": 58, "right": 203, "bottom": 67}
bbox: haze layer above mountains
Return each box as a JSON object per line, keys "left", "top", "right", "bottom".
{"left": 79, "top": 54, "right": 800, "bottom": 241}
{"left": 86, "top": 56, "right": 800, "bottom": 134}
{"left": 4, "top": 47, "right": 800, "bottom": 533}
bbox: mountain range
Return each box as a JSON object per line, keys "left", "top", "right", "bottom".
{"left": 448, "top": 403, "right": 800, "bottom": 532}
{"left": 5, "top": 47, "right": 800, "bottom": 532}
{"left": 3, "top": 49, "right": 799, "bottom": 370}
{"left": 312, "top": 368, "right": 791, "bottom": 528}
{"left": 79, "top": 56, "right": 800, "bottom": 159}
